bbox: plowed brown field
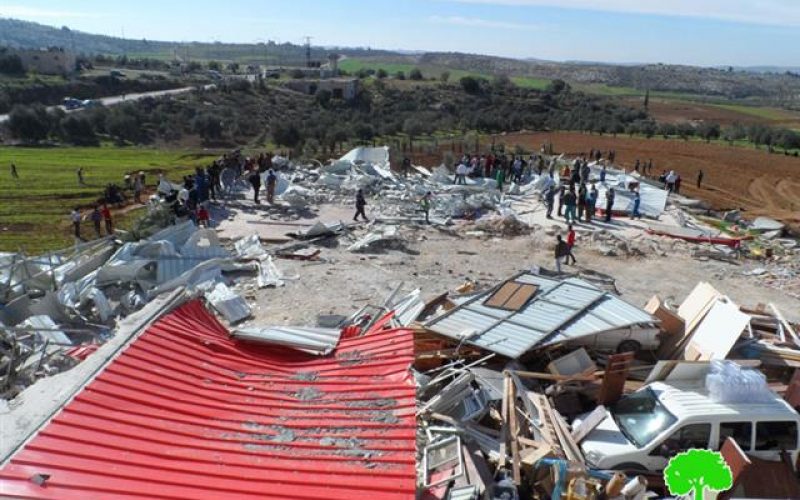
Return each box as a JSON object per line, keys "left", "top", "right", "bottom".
{"left": 493, "top": 132, "right": 800, "bottom": 226}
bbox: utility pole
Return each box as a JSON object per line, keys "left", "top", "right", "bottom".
{"left": 304, "top": 36, "right": 313, "bottom": 67}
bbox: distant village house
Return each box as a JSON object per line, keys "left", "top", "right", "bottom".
{"left": 13, "top": 47, "right": 76, "bottom": 76}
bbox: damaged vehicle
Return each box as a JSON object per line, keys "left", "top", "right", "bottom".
{"left": 580, "top": 379, "right": 800, "bottom": 472}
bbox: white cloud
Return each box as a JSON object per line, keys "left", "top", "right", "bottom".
{"left": 428, "top": 15, "right": 535, "bottom": 30}
{"left": 0, "top": 5, "right": 106, "bottom": 19}
{"left": 444, "top": 0, "right": 800, "bottom": 27}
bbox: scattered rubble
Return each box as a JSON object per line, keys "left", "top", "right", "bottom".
{"left": 1, "top": 145, "right": 799, "bottom": 498}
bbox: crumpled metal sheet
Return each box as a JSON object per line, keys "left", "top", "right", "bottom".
{"left": 257, "top": 256, "right": 285, "bottom": 288}
{"left": 205, "top": 281, "right": 251, "bottom": 324}
{"left": 231, "top": 325, "right": 342, "bottom": 355}
{"left": 234, "top": 234, "right": 268, "bottom": 259}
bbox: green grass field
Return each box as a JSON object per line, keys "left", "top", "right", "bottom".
{"left": 0, "top": 146, "right": 217, "bottom": 253}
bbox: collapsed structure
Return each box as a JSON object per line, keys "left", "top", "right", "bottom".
{"left": 0, "top": 146, "right": 798, "bottom": 499}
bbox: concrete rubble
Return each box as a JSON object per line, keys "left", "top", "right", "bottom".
{"left": 1, "top": 145, "right": 799, "bottom": 498}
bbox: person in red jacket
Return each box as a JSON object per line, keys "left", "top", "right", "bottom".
{"left": 566, "top": 225, "right": 577, "bottom": 265}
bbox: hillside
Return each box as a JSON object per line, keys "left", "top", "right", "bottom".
{"left": 0, "top": 18, "right": 398, "bottom": 64}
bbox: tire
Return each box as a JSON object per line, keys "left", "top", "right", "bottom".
{"left": 617, "top": 340, "right": 641, "bottom": 354}
{"left": 610, "top": 462, "right": 649, "bottom": 472}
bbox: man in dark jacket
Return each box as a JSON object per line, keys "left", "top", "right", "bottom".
{"left": 554, "top": 235, "right": 569, "bottom": 274}
{"left": 354, "top": 189, "right": 368, "bottom": 222}
{"left": 249, "top": 167, "right": 261, "bottom": 204}
{"left": 605, "top": 188, "right": 615, "bottom": 222}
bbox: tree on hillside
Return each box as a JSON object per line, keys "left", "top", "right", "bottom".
{"left": 7, "top": 104, "right": 49, "bottom": 142}
{"left": 227, "top": 62, "right": 240, "bottom": 74}
{"left": 644, "top": 89, "right": 650, "bottom": 110}
{"left": 60, "top": 115, "right": 98, "bottom": 146}
{"left": 460, "top": 76, "right": 482, "bottom": 95}
{"left": 698, "top": 122, "right": 721, "bottom": 143}
{"left": 0, "top": 52, "right": 24, "bottom": 75}
{"left": 208, "top": 60, "right": 221, "bottom": 71}
{"left": 107, "top": 110, "right": 143, "bottom": 144}
{"left": 546, "top": 79, "right": 568, "bottom": 94}
{"left": 440, "top": 71, "right": 450, "bottom": 83}
{"left": 376, "top": 68, "right": 388, "bottom": 79}
{"left": 272, "top": 123, "right": 303, "bottom": 148}
{"left": 395, "top": 71, "right": 406, "bottom": 80}
{"left": 192, "top": 113, "right": 224, "bottom": 143}
{"left": 409, "top": 68, "right": 423, "bottom": 81}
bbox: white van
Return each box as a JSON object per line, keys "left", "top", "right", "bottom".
{"left": 579, "top": 381, "right": 800, "bottom": 471}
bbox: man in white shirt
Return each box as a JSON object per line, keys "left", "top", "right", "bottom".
{"left": 455, "top": 163, "right": 468, "bottom": 185}
{"left": 70, "top": 208, "right": 85, "bottom": 242}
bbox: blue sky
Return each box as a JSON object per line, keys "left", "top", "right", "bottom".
{"left": 3, "top": 0, "right": 800, "bottom": 66}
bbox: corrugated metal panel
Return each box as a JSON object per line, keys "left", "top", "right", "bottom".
{"left": 232, "top": 325, "right": 342, "bottom": 355}
{"left": 426, "top": 273, "right": 656, "bottom": 358}
{"left": 0, "top": 300, "right": 416, "bottom": 500}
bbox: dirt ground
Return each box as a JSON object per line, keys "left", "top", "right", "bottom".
{"left": 239, "top": 227, "right": 800, "bottom": 330}
{"left": 493, "top": 132, "right": 800, "bottom": 227}
{"left": 631, "top": 98, "right": 800, "bottom": 129}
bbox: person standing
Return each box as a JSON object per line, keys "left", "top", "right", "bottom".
{"left": 133, "top": 174, "right": 143, "bottom": 204}
{"left": 697, "top": 169, "right": 704, "bottom": 189}
{"left": 70, "top": 207, "right": 85, "bottom": 242}
{"left": 557, "top": 183, "right": 566, "bottom": 216}
{"left": 420, "top": 191, "right": 432, "bottom": 224}
{"left": 566, "top": 225, "right": 577, "bottom": 265}
{"left": 354, "top": 189, "right": 369, "bottom": 222}
{"left": 563, "top": 188, "right": 577, "bottom": 224}
{"left": 90, "top": 205, "right": 102, "bottom": 238}
{"left": 402, "top": 157, "right": 411, "bottom": 178}
{"left": 248, "top": 166, "right": 261, "bottom": 204}
{"left": 545, "top": 185, "right": 555, "bottom": 219}
{"left": 495, "top": 166, "right": 505, "bottom": 191}
{"left": 675, "top": 174, "right": 682, "bottom": 194}
{"left": 665, "top": 170, "right": 677, "bottom": 193}
{"left": 631, "top": 190, "right": 642, "bottom": 219}
{"left": 77, "top": 167, "right": 86, "bottom": 186}
{"left": 455, "top": 162, "right": 468, "bottom": 185}
{"left": 600, "top": 164, "right": 607, "bottom": 184}
{"left": 554, "top": 235, "right": 569, "bottom": 274}
{"left": 577, "top": 183, "right": 587, "bottom": 221}
{"left": 10, "top": 163, "right": 18, "bottom": 179}
{"left": 101, "top": 203, "right": 113, "bottom": 235}
{"left": 266, "top": 169, "right": 277, "bottom": 204}
{"left": 587, "top": 184, "right": 598, "bottom": 222}
{"left": 605, "top": 188, "right": 615, "bottom": 222}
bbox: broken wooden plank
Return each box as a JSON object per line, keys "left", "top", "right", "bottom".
{"left": 498, "top": 372, "right": 511, "bottom": 469}
{"left": 550, "top": 407, "right": 586, "bottom": 470}
{"left": 520, "top": 444, "right": 554, "bottom": 466}
{"left": 571, "top": 405, "right": 607, "bottom": 443}
{"left": 770, "top": 303, "right": 800, "bottom": 348}
{"left": 508, "top": 380, "right": 522, "bottom": 484}
{"left": 514, "top": 370, "right": 597, "bottom": 382}
{"left": 462, "top": 442, "right": 492, "bottom": 495}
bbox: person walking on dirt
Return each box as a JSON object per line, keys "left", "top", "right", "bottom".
{"left": 10, "top": 163, "right": 18, "bottom": 179}
{"left": 566, "top": 225, "right": 578, "bottom": 265}
{"left": 674, "top": 174, "right": 682, "bottom": 194}
{"left": 665, "top": 170, "right": 677, "bottom": 193}
{"left": 354, "top": 189, "right": 369, "bottom": 222}
{"left": 495, "top": 166, "right": 505, "bottom": 191}
{"left": 248, "top": 166, "right": 261, "bottom": 204}
{"left": 90, "top": 205, "right": 102, "bottom": 238}
{"left": 697, "top": 169, "right": 704, "bottom": 189}
{"left": 101, "top": 203, "right": 113, "bottom": 235}
{"left": 631, "top": 190, "right": 642, "bottom": 219}
{"left": 554, "top": 235, "right": 569, "bottom": 274}
{"left": 70, "top": 207, "right": 85, "bottom": 242}
{"left": 557, "top": 183, "right": 566, "bottom": 216}
{"left": 545, "top": 185, "right": 555, "bottom": 219}
{"left": 563, "top": 188, "right": 577, "bottom": 224}
{"left": 605, "top": 188, "right": 615, "bottom": 222}
{"left": 266, "top": 169, "right": 277, "bottom": 204}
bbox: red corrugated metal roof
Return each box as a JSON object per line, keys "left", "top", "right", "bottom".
{"left": 0, "top": 300, "right": 417, "bottom": 499}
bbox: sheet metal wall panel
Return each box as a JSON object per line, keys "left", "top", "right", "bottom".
{"left": 0, "top": 300, "right": 416, "bottom": 500}
{"left": 426, "top": 273, "right": 657, "bottom": 359}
